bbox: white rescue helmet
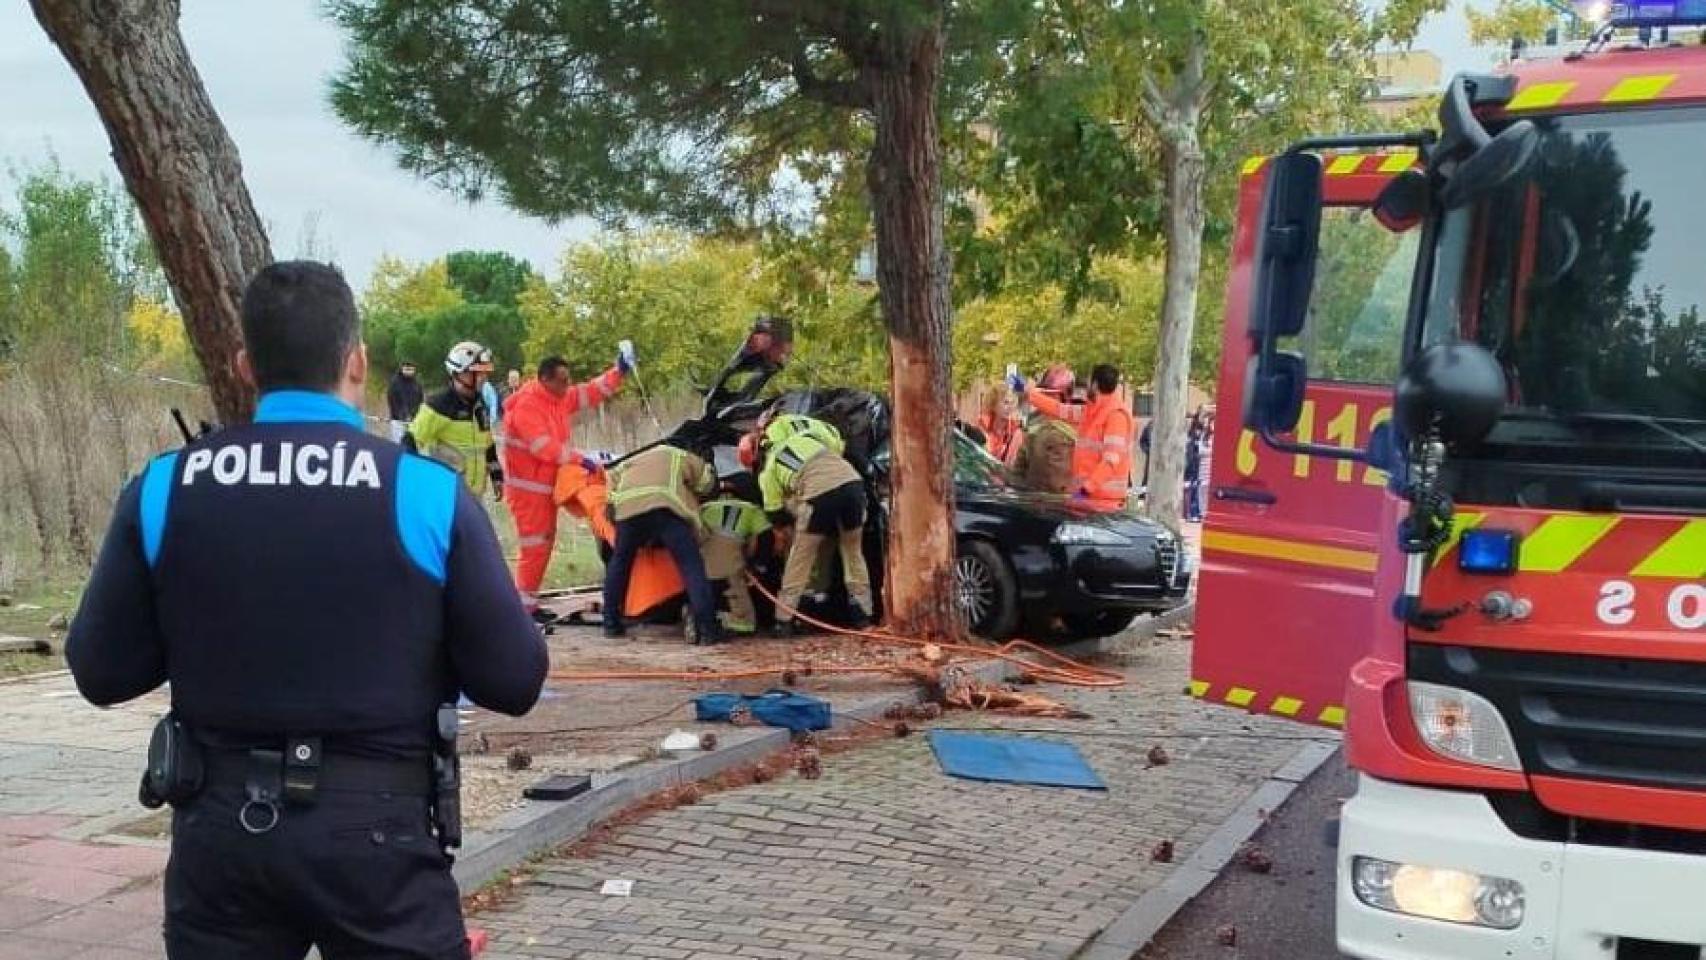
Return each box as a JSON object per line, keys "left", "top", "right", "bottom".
{"left": 445, "top": 341, "right": 494, "bottom": 378}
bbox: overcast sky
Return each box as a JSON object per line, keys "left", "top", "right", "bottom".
{"left": 0, "top": 2, "right": 1492, "bottom": 293}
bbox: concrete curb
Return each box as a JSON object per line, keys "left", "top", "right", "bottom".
{"left": 1074, "top": 739, "right": 1341, "bottom": 960}
{"left": 453, "top": 600, "right": 1197, "bottom": 893}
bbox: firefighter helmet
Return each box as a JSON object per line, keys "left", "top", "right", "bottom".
{"left": 1037, "top": 364, "right": 1075, "bottom": 396}
{"left": 445, "top": 341, "right": 494, "bottom": 377}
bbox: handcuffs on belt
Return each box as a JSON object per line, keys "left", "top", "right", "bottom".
{"left": 239, "top": 737, "right": 321, "bottom": 835}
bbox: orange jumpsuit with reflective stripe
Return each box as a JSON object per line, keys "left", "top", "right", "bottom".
{"left": 502, "top": 369, "right": 623, "bottom": 608}
{"left": 1024, "top": 387, "right": 1133, "bottom": 510}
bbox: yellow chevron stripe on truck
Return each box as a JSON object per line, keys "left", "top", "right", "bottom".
{"left": 1239, "top": 154, "right": 1421, "bottom": 179}
{"left": 1189, "top": 681, "right": 1345, "bottom": 728}
{"left": 1518, "top": 515, "right": 1620, "bottom": 573}
{"left": 1603, "top": 74, "right": 1677, "bottom": 103}
{"left": 1632, "top": 520, "right": 1706, "bottom": 579}
{"left": 1508, "top": 81, "right": 1576, "bottom": 111}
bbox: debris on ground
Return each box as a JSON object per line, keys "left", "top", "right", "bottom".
{"left": 661, "top": 730, "right": 702, "bottom": 754}
{"left": 46, "top": 613, "right": 68, "bottom": 631}
{"left": 1238, "top": 844, "right": 1274, "bottom": 874}
{"left": 1150, "top": 839, "right": 1175, "bottom": 863}
{"left": 1145, "top": 744, "right": 1171, "bottom": 769}
{"left": 505, "top": 747, "right": 533, "bottom": 772}
{"left": 793, "top": 747, "right": 823, "bottom": 779}
{"left": 0, "top": 636, "right": 52, "bottom": 655}
{"left": 698, "top": 732, "right": 718, "bottom": 751}
{"left": 893, "top": 722, "right": 912, "bottom": 738}
{"left": 884, "top": 701, "right": 944, "bottom": 722}
{"left": 1215, "top": 924, "right": 1238, "bottom": 947}
{"left": 898, "top": 663, "right": 1091, "bottom": 719}
{"left": 599, "top": 879, "right": 634, "bottom": 897}
{"left": 520, "top": 774, "right": 592, "bottom": 802}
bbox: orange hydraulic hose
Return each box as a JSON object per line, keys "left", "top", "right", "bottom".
{"left": 545, "top": 573, "right": 1125, "bottom": 690}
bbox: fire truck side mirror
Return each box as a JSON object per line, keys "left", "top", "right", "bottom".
{"left": 1242, "top": 351, "right": 1307, "bottom": 434}
{"left": 1249, "top": 150, "right": 1323, "bottom": 342}
{"left": 1394, "top": 343, "right": 1508, "bottom": 447}
{"left": 1373, "top": 170, "right": 1428, "bottom": 233}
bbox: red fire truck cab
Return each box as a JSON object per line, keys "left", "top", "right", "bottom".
{"left": 1195, "top": 11, "right": 1706, "bottom": 960}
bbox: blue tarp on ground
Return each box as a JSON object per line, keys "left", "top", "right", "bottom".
{"left": 694, "top": 690, "right": 832, "bottom": 732}
{"left": 927, "top": 730, "right": 1106, "bottom": 790}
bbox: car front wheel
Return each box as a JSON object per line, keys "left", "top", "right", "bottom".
{"left": 955, "top": 540, "right": 1018, "bottom": 639}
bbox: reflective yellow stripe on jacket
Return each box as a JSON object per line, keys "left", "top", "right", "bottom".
{"left": 608, "top": 446, "right": 717, "bottom": 527}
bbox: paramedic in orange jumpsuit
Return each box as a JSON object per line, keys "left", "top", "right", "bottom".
{"left": 503, "top": 351, "right": 629, "bottom": 618}
{"left": 1013, "top": 362, "right": 1133, "bottom": 510}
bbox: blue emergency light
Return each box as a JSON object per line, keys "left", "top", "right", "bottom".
{"left": 1596, "top": 1, "right": 1706, "bottom": 25}
{"left": 1459, "top": 529, "right": 1521, "bottom": 575}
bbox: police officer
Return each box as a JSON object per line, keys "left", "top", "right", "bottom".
{"left": 65, "top": 262, "right": 548, "bottom": 960}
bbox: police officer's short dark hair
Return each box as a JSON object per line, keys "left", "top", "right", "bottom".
{"left": 240, "top": 261, "right": 360, "bottom": 392}
{"left": 538, "top": 356, "right": 570, "bottom": 381}
{"left": 1091, "top": 363, "right": 1120, "bottom": 394}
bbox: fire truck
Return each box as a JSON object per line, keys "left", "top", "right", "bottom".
{"left": 1194, "top": 6, "right": 1706, "bottom": 959}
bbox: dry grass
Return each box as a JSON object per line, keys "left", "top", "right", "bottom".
{"left": 0, "top": 357, "right": 209, "bottom": 596}
{"left": 0, "top": 361, "right": 702, "bottom": 606}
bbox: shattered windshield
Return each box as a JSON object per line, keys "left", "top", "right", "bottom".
{"left": 1424, "top": 107, "right": 1706, "bottom": 465}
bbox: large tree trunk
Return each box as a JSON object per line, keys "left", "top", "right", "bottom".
{"left": 30, "top": 0, "right": 271, "bottom": 424}
{"left": 1143, "top": 42, "right": 1209, "bottom": 532}
{"left": 864, "top": 12, "right": 961, "bottom": 641}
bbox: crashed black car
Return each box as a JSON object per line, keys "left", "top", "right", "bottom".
{"left": 647, "top": 387, "right": 1190, "bottom": 641}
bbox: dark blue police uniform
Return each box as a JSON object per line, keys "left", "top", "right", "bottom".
{"left": 66, "top": 390, "right": 548, "bottom": 960}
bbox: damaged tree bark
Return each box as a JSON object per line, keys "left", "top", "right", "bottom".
{"left": 30, "top": 0, "right": 271, "bottom": 423}
{"left": 863, "top": 12, "right": 961, "bottom": 642}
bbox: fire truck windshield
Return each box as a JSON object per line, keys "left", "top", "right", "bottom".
{"left": 1422, "top": 107, "right": 1706, "bottom": 469}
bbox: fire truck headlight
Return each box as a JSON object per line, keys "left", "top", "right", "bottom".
{"left": 1352, "top": 857, "right": 1525, "bottom": 930}
{"left": 1408, "top": 681, "right": 1523, "bottom": 772}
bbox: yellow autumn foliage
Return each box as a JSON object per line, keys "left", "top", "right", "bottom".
{"left": 127, "top": 295, "right": 193, "bottom": 376}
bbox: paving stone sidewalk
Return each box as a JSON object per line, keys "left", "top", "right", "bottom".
{"left": 0, "top": 674, "right": 170, "bottom": 960}
{"left": 475, "top": 637, "right": 1333, "bottom": 960}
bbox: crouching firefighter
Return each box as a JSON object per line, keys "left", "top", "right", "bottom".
{"left": 65, "top": 262, "right": 549, "bottom": 960}
{"left": 602, "top": 442, "right": 725, "bottom": 645}
{"left": 744, "top": 417, "right": 874, "bottom": 636}
{"left": 699, "top": 486, "right": 769, "bottom": 637}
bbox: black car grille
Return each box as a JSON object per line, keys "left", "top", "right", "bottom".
{"left": 1410, "top": 644, "right": 1706, "bottom": 792}
{"left": 1157, "top": 537, "right": 1179, "bottom": 585}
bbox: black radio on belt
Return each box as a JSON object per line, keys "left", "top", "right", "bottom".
{"left": 139, "top": 712, "right": 204, "bottom": 809}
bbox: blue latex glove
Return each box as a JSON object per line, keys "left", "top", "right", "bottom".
{"left": 1071, "top": 490, "right": 1089, "bottom": 502}
{"left": 616, "top": 339, "right": 638, "bottom": 375}
{"left": 1007, "top": 372, "right": 1026, "bottom": 394}
{"left": 579, "top": 454, "right": 604, "bottom": 473}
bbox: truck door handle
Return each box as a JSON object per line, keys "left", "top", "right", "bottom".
{"left": 1215, "top": 486, "right": 1276, "bottom": 505}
